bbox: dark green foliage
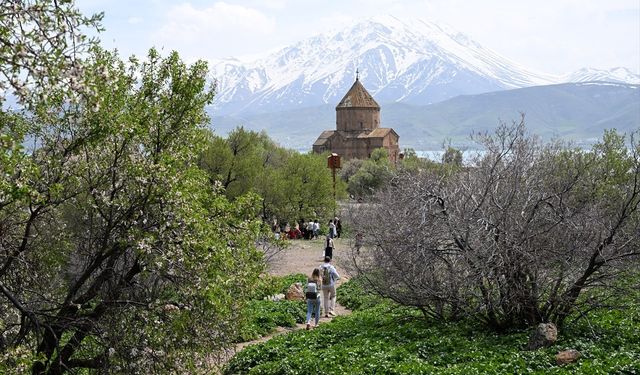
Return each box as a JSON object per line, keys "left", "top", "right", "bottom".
{"left": 346, "top": 148, "right": 394, "bottom": 197}
{"left": 236, "top": 300, "right": 306, "bottom": 342}
{"left": 336, "top": 275, "right": 385, "bottom": 311}
{"left": 198, "top": 128, "right": 346, "bottom": 222}
{"left": 234, "top": 273, "right": 308, "bottom": 342}
{"left": 224, "top": 278, "right": 640, "bottom": 374}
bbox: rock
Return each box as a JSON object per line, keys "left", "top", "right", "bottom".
{"left": 526, "top": 322, "right": 558, "bottom": 350}
{"left": 162, "top": 304, "right": 180, "bottom": 313}
{"left": 285, "top": 282, "right": 304, "bottom": 301}
{"left": 265, "top": 293, "right": 286, "bottom": 302}
{"left": 556, "top": 349, "right": 581, "bottom": 365}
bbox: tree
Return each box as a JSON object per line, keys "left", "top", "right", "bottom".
{"left": 441, "top": 146, "right": 462, "bottom": 167}
{"left": 0, "top": 0, "right": 102, "bottom": 106}
{"left": 346, "top": 148, "right": 394, "bottom": 198}
{"left": 277, "top": 152, "right": 340, "bottom": 223}
{"left": 199, "top": 129, "right": 344, "bottom": 224}
{"left": 0, "top": 47, "right": 264, "bottom": 373}
{"left": 345, "top": 119, "right": 640, "bottom": 330}
{"left": 199, "top": 128, "right": 284, "bottom": 200}
{"left": 397, "top": 148, "right": 439, "bottom": 175}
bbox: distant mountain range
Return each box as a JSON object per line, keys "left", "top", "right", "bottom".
{"left": 207, "top": 15, "right": 640, "bottom": 150}
{"left": 211, "top": 82, "right": 639, "bottom": 150}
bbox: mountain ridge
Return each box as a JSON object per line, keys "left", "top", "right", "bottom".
{"left": 208, "top": 15, "right": 639, "bottom": 116}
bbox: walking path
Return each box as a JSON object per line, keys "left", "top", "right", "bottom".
{"left": 219, "top": 238, "right": 352, "bottom": 367}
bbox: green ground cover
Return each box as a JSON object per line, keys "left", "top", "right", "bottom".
{"left": 225, "top": 275, "right": 640, "bottom": 374}
{"left": 235, "top": 274, "right": 308, "bottom": 342}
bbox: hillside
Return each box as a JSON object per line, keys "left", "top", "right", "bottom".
{"left": 210, "top": 82, "right": 640, "bottom": 150}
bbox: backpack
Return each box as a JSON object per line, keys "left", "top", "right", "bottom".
{"left": 305, "top": 281, "right": 319, "bottom": 300}
{"left": 322, "top": 266, "right": 332, "bottom": 286}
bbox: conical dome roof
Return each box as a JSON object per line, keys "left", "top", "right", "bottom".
{"left": 336, "top": 78, "right": 380, "bottom": 109}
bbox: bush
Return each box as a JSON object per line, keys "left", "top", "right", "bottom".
{"left": 235, "top": 273, "right": 308, "bottom": 342}
{"left": 345, "top": 123, "right": 640, "bottom": 329}
{"left": 337, "top": 276, "right": 385, "bottom": 311}
{"left": 236, "top": 300, "right": 306, "bottom": 342}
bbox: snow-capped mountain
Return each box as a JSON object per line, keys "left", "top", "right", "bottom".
{"left": 209, "top": 15, "right": 638, "bottom": 116}
{"left": 563, "top": 67, "right": 640, "bottom": 84}
{"left": 208, "top": 16, "right": 553, "bottom": 115}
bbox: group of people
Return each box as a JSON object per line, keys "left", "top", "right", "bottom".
{"left": 273, "top": 217, "right": 342, "bottom": 241}
{"left": 304, "top": 256, "right": 340, "bottom": 330}
{"left": 298, "top": 216, "right": 356, "bottom": 329}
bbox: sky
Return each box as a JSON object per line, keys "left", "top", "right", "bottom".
{"left": 76, "top": 0, "right": 640, "bottom": 75}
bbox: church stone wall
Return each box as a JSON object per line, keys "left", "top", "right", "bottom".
{"left": 336, "top": 108, "right": 380, "bottom": 132}
{"left": 383, "top": 134, "right": 400, "bottom": 163}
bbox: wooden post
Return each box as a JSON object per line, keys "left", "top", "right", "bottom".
{"left": 327, "top": 153, "right": 341, "bottom": 218}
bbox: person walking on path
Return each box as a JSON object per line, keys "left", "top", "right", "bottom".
{"left": 312, "top": 220, "right": 320, "bottom": 240}
{"left": 306, "top": 221, "right": 314, "bottom": 240}
{"left": 319, "top": 256, "right": 340, "bottom": 318}
{"left": 328, "top": 219, "right": 337, "bottom": 239}
{"left": 324, "top": 235, "right": 334, "bottom": 259}
{"left": 304, "top": 268, "right": 322, "bottom": 329}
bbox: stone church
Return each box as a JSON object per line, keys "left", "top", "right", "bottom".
{"left": 312, "top": 76, "right": 400, "bottom": 162}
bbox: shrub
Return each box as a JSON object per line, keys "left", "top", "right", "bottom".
{"left": 236, "top": 300, "right": 306, "bottom": 342}
{"left": 337, "top": 276, "right": 385, "bottom": 311}
{"left": 345, "top": 122, "right": 640, "bottom": 330}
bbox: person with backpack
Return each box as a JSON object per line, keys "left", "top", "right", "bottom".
{"left": 305, "top": 268, "right": 322, "bottom": 329}
{"left": 320, "top": 256, "right": 340, "bottom": 318}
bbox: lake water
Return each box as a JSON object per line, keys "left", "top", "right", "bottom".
{"left": 415, "top": 150, "right": 485, "bottom": 163}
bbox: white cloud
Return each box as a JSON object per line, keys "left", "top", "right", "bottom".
{"left": 154, "top": 2, "right": 276, "bottom": 58}
{"left": 384, "top": 0, "right": 640, "bottom": 74}
{"left": 80, "top": 0, "right": 638, "bottom": 74}
{"left": 255, "top": 0, "right": 288, "bottom": 10}
{"left": 315, "top": 13, "right": 355, "bottom": 33}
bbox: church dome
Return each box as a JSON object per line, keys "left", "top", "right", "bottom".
{"left": 336, "top": 78, "right": 380, "bottom": 109}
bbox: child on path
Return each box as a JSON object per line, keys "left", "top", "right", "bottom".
{"left": 305, "top": 268, "right": 322, "bottom": 329}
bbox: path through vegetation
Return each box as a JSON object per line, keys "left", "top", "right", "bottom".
{"left": 233, "top": 238, "right": 352, "bottom": 355}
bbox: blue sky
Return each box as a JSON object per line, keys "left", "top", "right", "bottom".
{"left": 77, "top": 0, "right": 640, "bottom": 75}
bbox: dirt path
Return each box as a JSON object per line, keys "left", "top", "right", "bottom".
{"left": 267, "top": 237, "right": 351, "bottom": 279}
{"left": 267, "top": 236, "right": 353, "bottom": 320}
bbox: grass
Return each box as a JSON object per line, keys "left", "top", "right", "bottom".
{"left": 225, "top": 275, "right": 640, "bottom": 374}
{"left": 234, "top": 273, "right": 308, "bottom": 342}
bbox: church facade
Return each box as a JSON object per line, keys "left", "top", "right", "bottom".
{"left": 312, "top": 77, "right": 400, "bottom": 162}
